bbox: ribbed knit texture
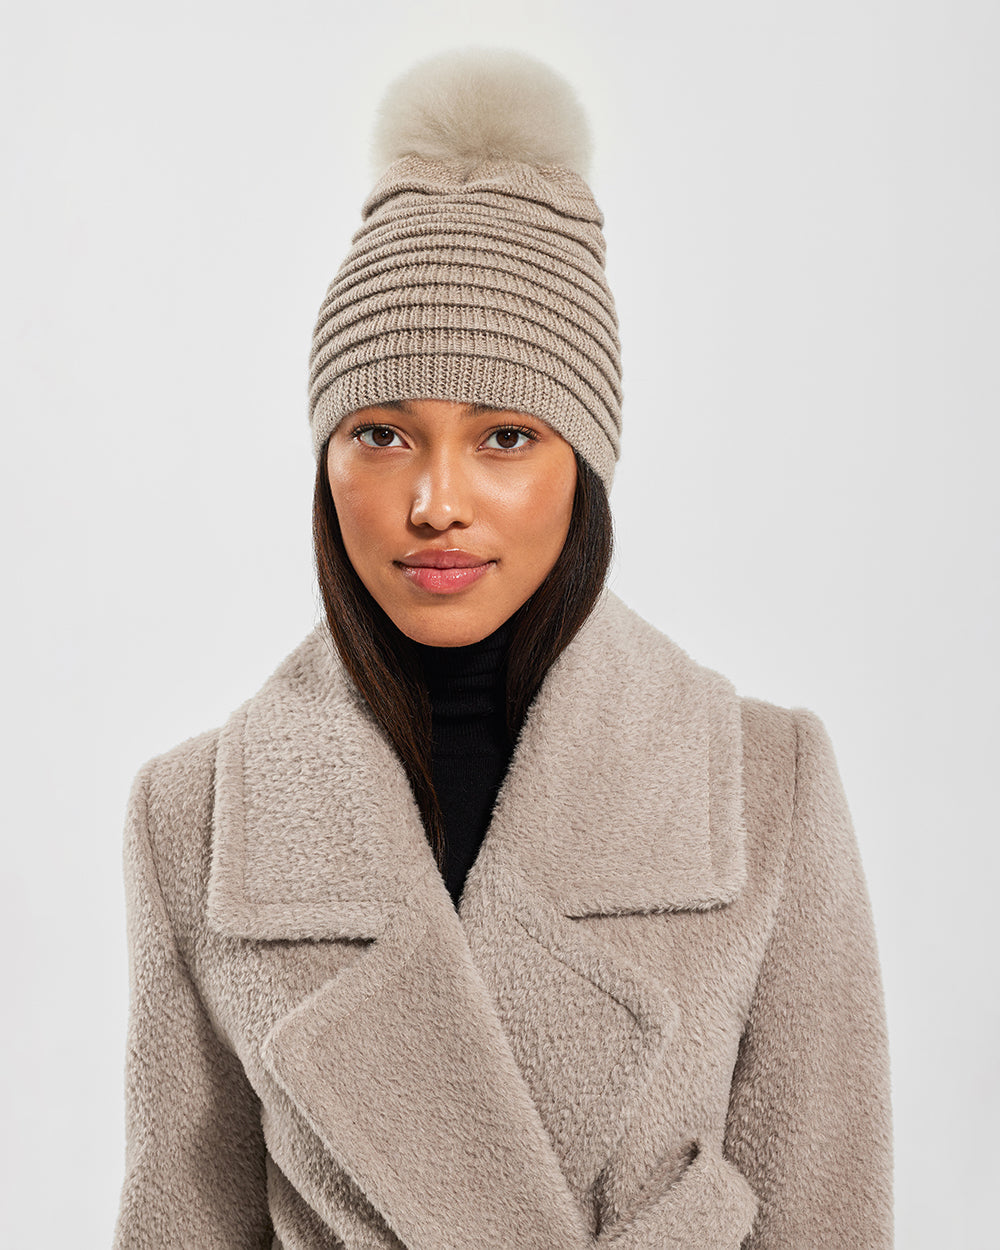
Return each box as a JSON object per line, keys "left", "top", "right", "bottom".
{"left": 307, "top": 154, "right": 622, "bottom": 490}
{"left": 414, "top": 615, "right": 516, "bottom": 907}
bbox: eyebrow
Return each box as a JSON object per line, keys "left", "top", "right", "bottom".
{"left": 378, "top": 400, "right": 502, "bottom": 417}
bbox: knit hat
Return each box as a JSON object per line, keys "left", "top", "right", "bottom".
{"left": 307, "top": 47, "right": 622, "bottom": 492}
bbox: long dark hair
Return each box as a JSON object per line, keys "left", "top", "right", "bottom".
{"left": 312, "top": 437, "right": 613, "bottom": 869}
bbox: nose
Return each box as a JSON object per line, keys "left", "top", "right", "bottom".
{"left": 408, "top": 448, "right": 475, "bottom": 531}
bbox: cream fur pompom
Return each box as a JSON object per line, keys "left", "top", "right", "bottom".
{"left": 369, "top": 46, "right": 593, "bottom": 179}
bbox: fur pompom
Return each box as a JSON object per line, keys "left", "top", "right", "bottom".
{"left": 369, "top": 46, "right": 592, "bottom": 179}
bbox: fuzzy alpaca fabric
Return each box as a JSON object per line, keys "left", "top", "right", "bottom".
{"left": 112, "top": 591, "right": 893, "bottom": 1249}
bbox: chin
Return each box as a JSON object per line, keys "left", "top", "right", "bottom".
{"left": 395, "top": 605, "right": 505, "bottom": 649}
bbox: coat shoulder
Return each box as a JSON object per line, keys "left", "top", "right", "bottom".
{"left": 737, "top": 695, "right": 845, "bottom": 825}
{"left": 737, "top": 696, "right": 799, "bottom": 855}
{"left": 127, "top": 726, "right": 222, "bottom": 937}
{"left": 739, "top": 695, "right": 798, "bottom": 764}
{"left": 735, "top": 694, "right": 861, "bottom": 909}
{"left": 600, "top": 594, "right": 824, "bottom": 786}
{"left": 124, "top": 625, "right": 334, "bottom": 933}
{"left": 138, "top": 726, "right": 222, "bottom": 838}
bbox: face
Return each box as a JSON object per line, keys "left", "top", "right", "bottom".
{"left": 325, "top": 398, "right": 578, "bottom": 647}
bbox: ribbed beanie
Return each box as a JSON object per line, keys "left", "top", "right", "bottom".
{"left": 307, "top": 47, "right": 622, "bottom": 492}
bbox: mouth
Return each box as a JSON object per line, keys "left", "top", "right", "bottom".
{"left": 395, "top": 549, "right": 496, "bottom": 595}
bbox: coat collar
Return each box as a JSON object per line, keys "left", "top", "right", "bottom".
{"left": 204, "top": 590, "right": 756, "bottom": 1249}
{"left": 207, "top": 590, "right": 747, "bottom": 941}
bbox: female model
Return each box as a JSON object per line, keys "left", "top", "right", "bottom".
{"left": 113, "top": 47, "right": 893, "bottom": 1250}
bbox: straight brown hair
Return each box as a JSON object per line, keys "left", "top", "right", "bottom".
{"left": 312, "top": 438, "right": 613, "bottom": 870}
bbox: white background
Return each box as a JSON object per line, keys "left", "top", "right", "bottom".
{"left": 3, "top": 1, "right": 997, "bottom": 1244}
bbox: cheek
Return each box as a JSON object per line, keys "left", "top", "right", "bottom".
{"left": 326, "top": 462, "right": 394, "bottom": 570}
{"left": 329, "top": 475, "right": 369, "bottom": 528}
{"left": 502, "top": 461, "right": 576, "bottom": 571}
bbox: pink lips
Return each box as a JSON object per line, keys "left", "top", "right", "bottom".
{"left": 396, "top": 548, "right": 496, "bottom": 595}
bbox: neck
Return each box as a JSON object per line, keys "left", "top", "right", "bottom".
{"left": 414, "top": 616, "right": 513, "bottom": 681}
{"left": 413, "top": 616, "right": 515, "bottom": 749}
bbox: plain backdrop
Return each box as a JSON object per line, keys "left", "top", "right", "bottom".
{"left": 2, "top": 0, "right": 997, "bottom": 1244}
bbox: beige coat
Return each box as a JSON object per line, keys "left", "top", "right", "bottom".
{"left": 112, "top": 592, "right": 892, "bottom": 1249}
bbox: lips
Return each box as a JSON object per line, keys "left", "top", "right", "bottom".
{"left": 398, "top": 548, "right": 491, "bottom": 570}
{"left": 396, "top": 548, "right": 496, "bottom": 594}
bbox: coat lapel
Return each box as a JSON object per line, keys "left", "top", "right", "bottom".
{"left": 206, "top": 591, "right": 748, "bottom": 1249}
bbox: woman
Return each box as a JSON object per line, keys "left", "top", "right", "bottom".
{"left": 113, "top": 47, "right": 893, "bottom": 1250}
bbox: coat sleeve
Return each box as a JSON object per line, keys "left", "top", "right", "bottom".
{"left": 724, "top": 707, "right": 894, "bottom": 1249}
{"left": 112, "top": 759, "right": 274, "bottom": 1249}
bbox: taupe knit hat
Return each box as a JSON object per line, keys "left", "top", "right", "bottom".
{"left": 307, "top": 47, "right": 622, "bottom": 491}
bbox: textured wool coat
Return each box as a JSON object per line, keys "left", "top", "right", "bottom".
{"left": 112, "top": 591, "right": 893, "bottom": 1249}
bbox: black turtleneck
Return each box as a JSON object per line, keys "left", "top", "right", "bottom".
{"left": 413, "top": 617, "right": 516, "bottom": 909}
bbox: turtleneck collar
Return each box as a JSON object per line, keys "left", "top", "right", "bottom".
{"left": 412, "top": 615, "right": 515, "bottom": 751}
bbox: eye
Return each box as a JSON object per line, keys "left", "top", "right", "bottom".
{"left": 482, "top": 427, "right": 536, "bottom": 451}
{"left": 354, "top": 424, "right": 403, "bottom": 449}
